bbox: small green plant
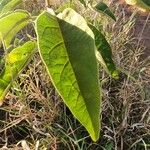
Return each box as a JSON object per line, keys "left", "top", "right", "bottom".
{"left": 0, "top": 0, "right": 118, "bottom": 141}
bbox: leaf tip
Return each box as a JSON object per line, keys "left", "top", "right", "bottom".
{"left": 91, "top": 131, "right": 100, "bottom": 142}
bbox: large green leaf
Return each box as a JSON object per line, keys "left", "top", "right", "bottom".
{"left": 94, "top": 2, "right": 116, "bottom": 21}
{"left": 0, "top": 41, "right": 36, "bottom": 105}
{"left": 0, "top": 10, "right": 30, "bottom": 48}
{"left": 1, "top": 0, "right": 22, "bottom": 14}
{"left": 36, "top": 9, "right": 100, "bottom": 141}
{"left": 89, "top": 24, "right": 119, "bottom": 79}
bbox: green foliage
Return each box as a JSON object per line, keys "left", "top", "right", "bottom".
{"left": 0, "top": 0, "right": 12, "bottom": 11}
{"left": 0, "top": 10, "right": 30, "bottom": 48}
{"left": 142, "top": 0, "right": 150, "bottom": 6}
{"left": 89, "top": 24, "right": 119, "bottom": 79}
{"left": 0, "top": 0, "right": 118, "bottom": 141}
{"left": 0, "top": 0, "right": 22, "bottom": 14}
{"left": 94, "top": 2, "right": 116, "bottom": 21}
{"left": 36, "top": 9, "right": 100, "bottom": 141}
{"left": 0, "top": 41, "right": 36, "bottom": 105}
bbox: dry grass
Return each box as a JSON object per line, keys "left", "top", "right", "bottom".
{"left": 98, "top": 2, "right": 150, "bottom": 149}
{"left": 0, "top": 54, "right": 61, "bottom": 149}
{"left": 0, "top": 0, "right": 150, "bottom": 149}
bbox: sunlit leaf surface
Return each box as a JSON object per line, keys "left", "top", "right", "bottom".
{"left": 0, "top": 41, "right": 36, "bottom": 105}
{"left": 36, "top": 8, "right": 101, "bottom": 141}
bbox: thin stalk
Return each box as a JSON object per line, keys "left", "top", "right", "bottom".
{"left": 45, "top": 0, "right": 52, "bottom": 8}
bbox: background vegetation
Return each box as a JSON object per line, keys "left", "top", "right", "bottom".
{"left": 0, "top": 0, "right": 150, "bottom": 149}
